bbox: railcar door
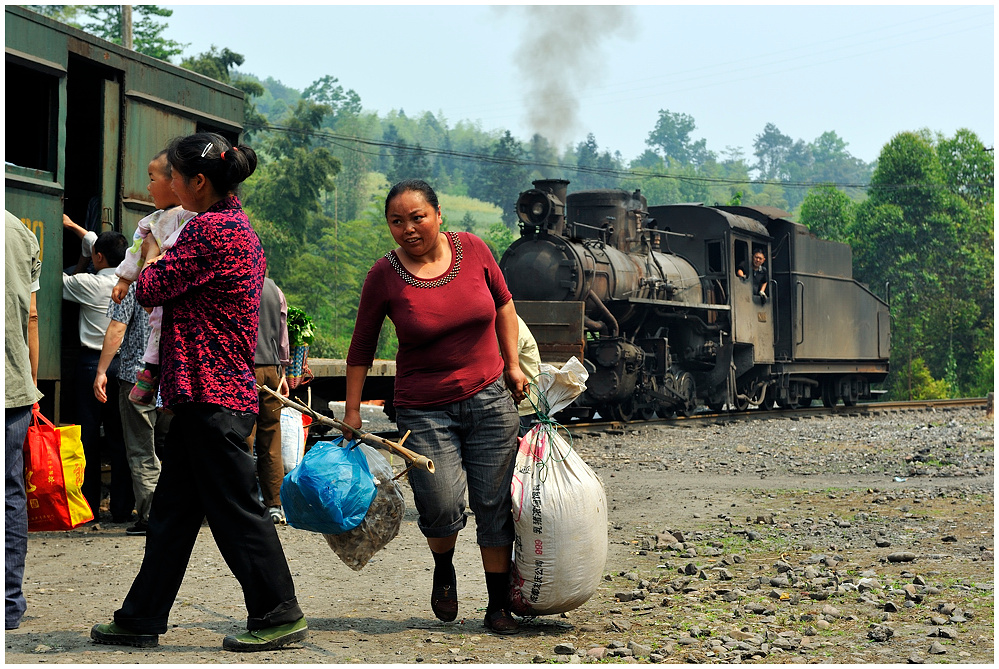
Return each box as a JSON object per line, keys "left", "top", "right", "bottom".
{"left": 730, "top": 237, "right": 774, "bottom": 364}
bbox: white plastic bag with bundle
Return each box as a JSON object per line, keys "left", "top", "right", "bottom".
{"left": 323, "top": 443, "right": 406, "bottom": 571}
{"left": 510, "top": 358, "right": 607, "bottom": 616}
{"left": 279, "top": 407, "right": 307, "bottom": 473}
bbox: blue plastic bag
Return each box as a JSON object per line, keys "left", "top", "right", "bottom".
{"left": 280, "top": 436, "right": 377, "bottom": 535}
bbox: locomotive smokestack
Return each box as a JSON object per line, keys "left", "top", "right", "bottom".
{"left": 533, "top": 179, "right": 569, "bottom": 206}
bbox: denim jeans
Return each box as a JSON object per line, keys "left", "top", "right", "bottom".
{"left": 396, "top": 377, "right": 520, "bottom": 547}
{"left": 5, "top": 406, "right": 31, "bottom": 629}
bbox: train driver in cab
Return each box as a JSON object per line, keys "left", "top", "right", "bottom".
{"left": 737, "top": 248, "right": 768, "bottom": 303}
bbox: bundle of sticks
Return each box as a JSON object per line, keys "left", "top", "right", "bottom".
{"left": 257, "top": 384, "right": 435, "bottom": 474}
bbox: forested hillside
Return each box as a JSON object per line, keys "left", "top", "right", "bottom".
{"left": 34, "top": 5, "right": 993, "bottom": 399}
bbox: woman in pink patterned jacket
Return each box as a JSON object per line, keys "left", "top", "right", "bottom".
{"left": 90, "top": 132, "right": 308, "bottom": 653}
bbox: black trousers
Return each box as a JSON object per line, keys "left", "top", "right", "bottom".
{"left": 114, "top": 402, "right": 303, "bottom": 634}
{"left": 77, "top": 349, "right": 133, "bottom": 520}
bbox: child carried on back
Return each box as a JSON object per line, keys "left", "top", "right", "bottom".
{"left": 111, "top": 150, "right": 196, "bottom": 405}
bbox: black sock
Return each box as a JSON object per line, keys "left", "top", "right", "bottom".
{"left": 432, "top": 548, "right": 455, "bottom": 589}
{"left": 484, "top": 571, "right": 509, "bottom": 615}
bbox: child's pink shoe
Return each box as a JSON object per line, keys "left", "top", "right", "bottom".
{"left": 129, "top": 366, "right": 159, "bottom": 405}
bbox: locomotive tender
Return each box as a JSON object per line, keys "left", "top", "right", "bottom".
{"left": 500, "top": 179, "right": 890, "bottom": 420}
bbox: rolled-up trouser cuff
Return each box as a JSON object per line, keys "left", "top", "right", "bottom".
{"left": 247, "top": 597, "right": 304, "bottom": 630}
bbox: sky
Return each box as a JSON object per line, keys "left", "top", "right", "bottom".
{"left": 161, "top": 3, "right": 994, "bottom": 165}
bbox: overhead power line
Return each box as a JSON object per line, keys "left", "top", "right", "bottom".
{"left": 259, "top": 122, "right": 986, "bottom": 194}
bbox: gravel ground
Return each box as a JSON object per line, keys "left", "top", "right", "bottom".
{"left": 4, "top": 404, "right": 993, "bottom": 664}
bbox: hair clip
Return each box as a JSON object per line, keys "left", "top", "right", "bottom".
{"left": 201, "top": 142, "right": 213, "bottom": 158}
{"left": 221, "top": 151, "right": 226, "bottom": 160}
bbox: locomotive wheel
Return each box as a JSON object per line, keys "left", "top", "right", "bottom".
{"left": 821, "top": 383, "right": 838, "bottom": 408}
{"left": 639, "top": 380, "right": 659, "bottom": 420}
{"left": 758, "top": 391, "right": 776, "bottom": 411}
{"left": 611, "top": 399, "right": 635, "bottom": 422}
{"left": 676, "top": 373, "right": 696, "bottom": 418}
{"left": 842, "top": 387, "right": 858, "bottom": 407}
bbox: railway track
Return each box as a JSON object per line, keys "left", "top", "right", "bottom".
{"left": 351, "top": 397, "right": 989, "bottom": 443}
{"left": 549, "top": 396, "right": 991, "bottom": 434}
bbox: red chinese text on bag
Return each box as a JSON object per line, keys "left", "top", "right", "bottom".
{"left": 23, "top": 404, "right": 93, "bottom": 531}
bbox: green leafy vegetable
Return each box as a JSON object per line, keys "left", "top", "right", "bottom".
{"left": 287, "top": 306, "right": 315, "bottom": 347}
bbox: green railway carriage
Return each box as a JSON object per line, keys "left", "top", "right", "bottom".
{"left": 5, "top": 5, "right": 245, "bottom": 422}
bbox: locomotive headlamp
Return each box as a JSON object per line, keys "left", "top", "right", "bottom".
{"left": 517, "top": 189, "right": 564, "bottom": 228}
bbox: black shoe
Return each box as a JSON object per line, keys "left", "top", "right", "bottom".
{"left": 484, "top": 609, "right": 519, "bottom": 635}
{"left": 125, "top": 521, "right": 148, "bottom": 536}
{"left": 430, "top": 567, "right": 458, "bottom": 622}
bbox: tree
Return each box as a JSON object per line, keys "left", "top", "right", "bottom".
{"left": 302, "top": 75, "right": 362, "bottom": 126}
{"left": 852, "top": 130, "right": 993, "bottom": 397}
{"left": 181, "top": 47, "right": 267, "bottom": 139}
{"left": 474, "top": 131, "right": 528, "bottom": 228}
{"left": 646, "top": 110, "right": 712, "bottom": 167}
{"left": 26, "top": 5, "right": 83, "bottom": 25}
{"left": 798, "top": 185, "right": 855, "bottom": 242}
{"left": 752, "top": 123, "right": 793, "bottom": 181}
{"left": 77, "top": 5, "right": 186, "bottom": 61}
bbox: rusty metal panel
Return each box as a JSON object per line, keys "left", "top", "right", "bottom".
{"left": 102, "top": 79, "right": 121, "bottom": 231}
{"left": 793, "top": 274, "right": 889, "bottom": 360}
{"left": 5, "top": 7, "right": 69, "bottom": 70}
{"left": 120, "top": 98, "right": 196, "bottom": 230}
{"left": 792, "top": 227, "right": 852, "bottom": 278}
{"left": 515, "top": 301, "right": 585, "bottom": 364}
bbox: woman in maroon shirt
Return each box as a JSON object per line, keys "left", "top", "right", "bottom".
{"left": 91, "top": 133, "right": 307, "bottom": 652}
{"left": 345, "top": 179, "right": 528, "bottom": 634}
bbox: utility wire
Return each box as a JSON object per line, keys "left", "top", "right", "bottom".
{"left": 258, "top": 122, "right": 990, "bottom": 194}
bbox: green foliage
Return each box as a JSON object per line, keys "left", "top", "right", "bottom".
{"left": 26, "top": 5, "right": 82, "bottom": 25}
{"left": 798, "top": 185, "right": 855, "bottom": 241}
{"left": 850, "top": 129, "right": 993, "bottom": 398}
{"left": 646, "top": 109, "right": 713, "bottom": 167}
{"left": 472, "top": 130, "right": 529, "bottom": 228}
{"left": 481, "top": 222, "right": 516, "bottom": 261}
{"left": 889, "top": 357, "right": 952, "bottom": 400}
{"left": 76, "top": 5, "right": 186, "bottom": 61}
{"left": 180, "top": 47, "right": 267, "bottom": 139}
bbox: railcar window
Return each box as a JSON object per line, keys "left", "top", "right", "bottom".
{"left": 5, "top": 63, "right": 58, "bottom": 173}
{"left": 734, "top": 240, "right": 749, "bottom": 277}
{"left": 706, "top": 240, "right": 723, "bottom": 273}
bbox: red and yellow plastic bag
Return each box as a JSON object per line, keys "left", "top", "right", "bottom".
{"left": 23, "top": 404, "right": 93, "bottom": 530}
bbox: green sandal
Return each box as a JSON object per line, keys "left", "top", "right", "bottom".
{"left": 222, "top": 617, "right": 308, "bottom": 652}
{"left": 90, "top": 622, "right": 159, "bottom": 648}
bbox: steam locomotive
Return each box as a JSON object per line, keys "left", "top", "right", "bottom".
{"left": 499, "top": 179, "right": 890, "bottom": 420}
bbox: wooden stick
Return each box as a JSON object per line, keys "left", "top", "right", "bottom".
{"left": 258, "top": 384, "right": 435, "bottom": 474}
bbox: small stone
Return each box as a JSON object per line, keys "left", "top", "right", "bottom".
{"left": 941, "top": 535, "right": 958, "bottom": 543}
{"left": 627, "top": 641, "right": 651, "bottom": 658}
{"left": 821, "top": 604, "right": 841, "bottom": 619}
{"left": 884, "top": 601, "right": 899, "bottom": 613}
{"left": 586, "top": 648, "right": 607, "bottom": 660}
{"left": 875, "top": 539, "right": 891, "bottom": 548}
{"left": 907, "top": 652, "right": 925, "bottom": 664}
{"left": 867, "top": 625, "right": 894, "bottom": 642}
{"left": 803, "top": 626, "right": 817, "bottom": 637}
{"left": 615, "top": 591, "right": 635, "bottom": 602}
{"left": 554, "top": 643, "right": 576, "bottom": 655}
{"left": 815, "top": 619, "right": 831, "bottom": 630}
{"left": 888, "top": 552, "right": 917, "bottom": 563}
{"left": 928, "top": 641, "right": 947, "bottom": 655}
{"left": 928, "top": 615, "right": 949, "bottom": 626}
{"left": 32, "top": 645, "right": 52, "bottom": 653}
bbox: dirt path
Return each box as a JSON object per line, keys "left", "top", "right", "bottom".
{"left": 5, "top": 407, "right": 993, "bottom": 664}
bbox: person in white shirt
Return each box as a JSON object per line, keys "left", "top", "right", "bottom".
{"left": 62, "top": 220, "right": 134, "bottom": 523}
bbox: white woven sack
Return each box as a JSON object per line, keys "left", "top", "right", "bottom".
{"left": 279, "top": 407, "right": 306, "bottom": 474}
{"left": 510, "top": 424, "right": 607, "bottom": 616}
